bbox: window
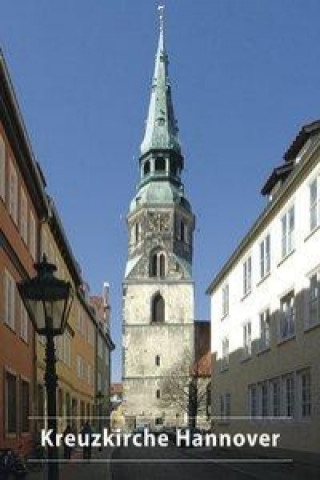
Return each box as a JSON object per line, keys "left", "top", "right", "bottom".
{"left": 87, "top": 321, "right": 94, "bottom": 346}
{"left": 261, "top": 383, "right": 268, "bottom": 417}
{"left": 281, "top": 206, "right": 295, "bottom": 258}
{"left": 280, "top": 291, "right": 295, "bottom": 340}
{"left": 180, "top": 221, "right": 187, "bottom": 242}
{"left": 243, "top": 256, "right": 252, "bottom": 296}
{"left": 0, "top": 134, "right": 5, "bottom": 200}
{"left": 5, "top": 371, "right": 17, "bottom": 434}
{"left": 284, "top": 375, "right": 295, "bottom": 418}
{"left": 155, "top": 355, "right": 160, "bottom": 366}
{"left": 220, "top": 393, "right": 231, "bottom": 420}
{"left": 249, "top": 385, "right": 257, "bottom": 418}
{"left": 21, "top": 380, "right": 30, "bottom": 433}
{"left": 271, "top": 379, "right": 281, "bottom": 417}
{"left": 155, "top": 157, "right": 165, "bottom": 171}
{"left": 300, "top": 370, "right": 311, "bottom": 418}
{"left": 222, "top": 284, "right": 229, "bottom": 317}
{"left": 20, "top": 300, "right": 28, "bottom": 343}
{"left": 221, "top": 337, "right": 229, "bottom": 370}
{"left": 243, "top": 321, "right": 252, "bottom": 357}
{"left": 97, "top": 372, "right": 102, "bottom": 392}
{"left": 29, "top": 210, "right": 37, "bottom": 260}
{"left": 20, "top": 189, "right": 28, "bottom": 244}
{"left": 143, "top": 161, "right": 150, "bottom": 176}
{"left": 308, "top": 272, "right": 320, "bottom": 328}
{"left": 156, "top": 389, "right": 161, "bottom": 399}
{"left": 260, "top": 234, "right": 270, "bottom": 279}
{"left": 310, "top": 177, "right": 319, "bottom": 231}
{"left": 9, "top": 162, "right": 18, "bottom": 224}
{"left": 4, "top": 269, "right": 15, "bottom": 330}
{"left": 135, "top": 223, "right": 140, "bottom": 243}
{"left": 152, "top": 294, "right": 165, "bottom": 323}
{"left": 259, "top": 309, "right": 270, "bottom": 350}
{"left": 150, "top": 251, "right": 166, "bottom": 278}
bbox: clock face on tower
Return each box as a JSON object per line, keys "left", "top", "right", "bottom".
{"left": 147, "top": 212, "right": 170, "bottom": 232}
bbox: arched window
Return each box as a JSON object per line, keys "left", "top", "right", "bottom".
{"left": 150, "top": 251, "right": 166, "bottom": 278}
{"left": 152, "top": 294, "right": 165, "bottom": 323}
{"left": 159, "top": 254, "right": 165, "bottom": 278}
{"left": 144, "top": 161, "right": 150, "bottom": 176}
{"left": 155, "top": 355, "right": 160, "bottom": 366}
{"left": 155, "top": 156, "right": 165, "bottom": 171}
{"left": 156, "top": 389, "right": 161, "bottom": 399}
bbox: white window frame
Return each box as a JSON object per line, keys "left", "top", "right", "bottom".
{"left": 260, "top": 382, "right": 269, "bottom": 418}
{"left": 243, "top": 256, "right": 252, "bottom": 296}
{"left": 309, "top": 176, "right": 320, "bottom": 232}
{"left": 259, "top": 308, "right": 271, "bottom": 351}
{"left": 20, "top": 188, "right": 28, "bottom": 244}
{"left": 222, "top": 283, "right": 229, "bottom": 318}
{"left": 283, "top": 374, "right": 295, "bottom": 419}
{"left": 4, "top": 269, "right": 15, "bottom": 330}
{"left": 9, "top": 161, "right": 18, "bottom": 225}
{"left": 221, "top": 337, "right": 229, "bottom": 371}
{"left": 243, "top": 321, "right": 252, "bottom": 357}
{"left": 279, "top": 291, "right": 295, "bottom": 340}
{"left": 248, "top": 385, "right": 257, "bottom": 418}
{"left": 20, "top": 300, "right": 28, "bottom": 343}
{"left": 0, "top": 134, "right": 5, "bottom": 201}
{"left": 259, "top": 234, "right": 271, "bottom": 279}
{"left": 307, "top": 270, "right": 320, "bottom": 329}
{"left": 281, "top": 205, "right": 295, "bottom": 259}
{"left": 271, "top": 378, "right": 281, "bottom": 417}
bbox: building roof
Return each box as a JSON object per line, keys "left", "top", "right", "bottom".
{"left": 140, "top": 11, "right": 181, "bottom": 156}
{"left": 206, "top": 119, "right": 320, "bottom": 295}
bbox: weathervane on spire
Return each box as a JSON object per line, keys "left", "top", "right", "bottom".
{"left": 158, "top": 4, "right": 165, "bottom": 33}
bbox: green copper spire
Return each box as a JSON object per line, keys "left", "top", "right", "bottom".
{"left": 140, "top": 6, "right": 181, "bottom": 156}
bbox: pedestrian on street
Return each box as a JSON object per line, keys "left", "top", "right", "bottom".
{"left": 63, "top": 424, "right": 73, "bottom": 459}
{"left": 81, "top": 421, "right": 93, "bottom": 461}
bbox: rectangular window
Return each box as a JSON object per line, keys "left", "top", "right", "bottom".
{"left": 221, "top": 337, "right": 229, "bottom": 370}
{"left": 243, "top": 256, "right": 252, "bottom": 296}
{"left": 4, "top": 269, "right": 15, "bottom": 330}
{"left": 310, "top": 177, "right": 319, "bottom": 231}
{"left": 222, "top": 284, "right": 229, "bottom": 317}
{"left": 260, "top": 234, "right": 271, "bottom": 279}
{"left": 271, "top": 379, "right": 281, "bottom": 417}
{"left": 281, "top": 206, "right": 295, "bottom": 258}
{"left": 21, "top": 380, "right": 30, "bottom": 433}
{"left": 9, "top": 162, "right": 18, "bottom": 224}
{"left": 0, "top": 135, "right": 5, "bottom": 201}
{"left": 243, "top": 321, "right": 252, "bottom": 357}
{"left": 220, "top": 393, "right": 231, "bottom": 420}
{"left": 20, "top": 300, "right": 28, "bottom": 343}
{"left": 308, "top": 272, "right": 320, "bottom": 328}
{"left": 249, "top": 385, "right": 257, "bottom": 418}
{"left": 284, "top": 375, "right": 295, "bottom": 418}
{"left": 300, "top": 370, "right": 311, "bottom": 418}
{"left": 280, "top": 291, "right": 295, "bottom": 340}
{"left": 261, "top": 383, "right": 268, "bottom": 417}
{"left": 6, "top": 371, "right": 17, "bottom": 434}
{"left": 29, "top": 210, "right": 37, "bottom": 260}
{"left": 259, "top": 309, "right": 271, "bottom": 350}
{"left": 20, "top": 188, "right": 28, "bottom": 244}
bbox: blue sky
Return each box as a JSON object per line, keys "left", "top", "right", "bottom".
{"left": 1, "top": 0, "right": 320, "bottom": 381}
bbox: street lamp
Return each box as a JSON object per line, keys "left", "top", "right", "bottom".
{"left": 18, "top": 255, "right": 73, "bottom": 480}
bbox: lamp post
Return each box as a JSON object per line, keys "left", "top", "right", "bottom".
{"left": 96, "top": 391, "right": 104, "bottom": 450}
{"left": 18, "top": 255, "right": 73, "bottom": 480}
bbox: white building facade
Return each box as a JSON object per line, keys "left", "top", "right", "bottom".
{"left": 207, "top": 121, "right": 320, "bottom": 453}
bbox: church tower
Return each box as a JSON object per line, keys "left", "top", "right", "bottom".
{"left": 122, "top": 7, "right": 195, "bottom": 427}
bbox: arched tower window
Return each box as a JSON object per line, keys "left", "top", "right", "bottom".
{"left": 150, "top": 251, "right": 166, "bottom": 278}
{"left": 143, "top": 160, "right": 150, "bottom": 176}
{"left": 155, "top": 156, "right": 166, "bottom": 171}
{"left": 152, "top": 294, "right": 165, "bottom": 323}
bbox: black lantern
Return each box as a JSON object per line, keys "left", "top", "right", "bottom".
{"left": 18, "top": 255, "right": 73, "bottom": 480}
{"left": 18, "top": 255, "right": 73, "bottom": 335}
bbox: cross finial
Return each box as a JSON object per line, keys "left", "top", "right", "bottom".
{"left": 158, "top": 4, "right": 165, "bottom": 33}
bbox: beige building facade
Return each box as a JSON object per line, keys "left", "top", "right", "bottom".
{"left": 207, "top": 120, "right": 320, "bottom": 453}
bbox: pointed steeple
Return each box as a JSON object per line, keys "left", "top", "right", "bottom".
{"left": 140, "top": 6, "right": 181, "bottom": 156}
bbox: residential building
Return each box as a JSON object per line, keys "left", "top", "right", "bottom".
{"left": 207, "top": 120, "right": 320, "bottom": 453}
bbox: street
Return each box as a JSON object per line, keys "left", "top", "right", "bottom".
{"left": 110, "top": 443, "right": 320, "bottom": 480}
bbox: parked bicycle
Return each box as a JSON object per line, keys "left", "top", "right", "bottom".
{"left": 0, "top": 448, "right": 28, "bottom": 479}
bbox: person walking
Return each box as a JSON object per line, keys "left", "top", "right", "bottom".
{"left": 81, "top": 421, "right": 93, "bottom": 461}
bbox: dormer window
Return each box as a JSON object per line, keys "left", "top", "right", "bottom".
{"left": 155, "top": 156, "right": 165, "bottom": 171}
